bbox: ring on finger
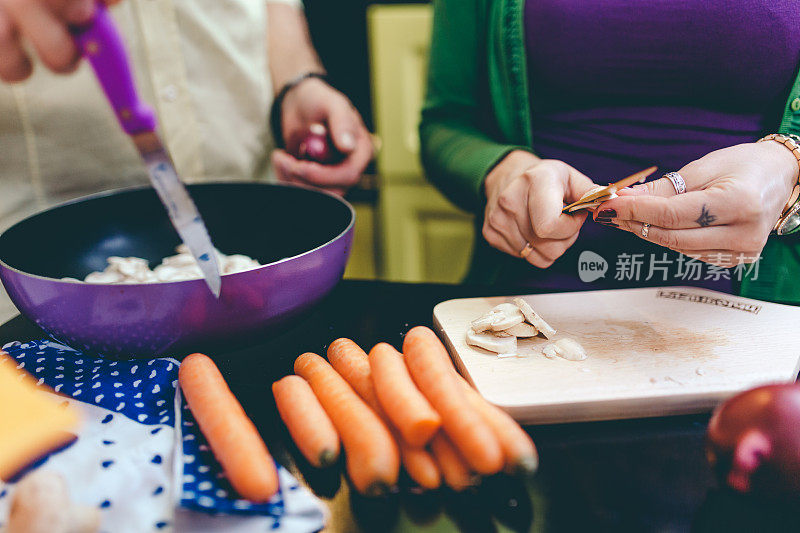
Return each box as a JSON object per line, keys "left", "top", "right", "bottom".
{"left": 641, "top": 223, "right": 651, "bottom": 238}
{"left": 664, "top": 172, "right": 687, "bottom": 195}
{"left": 519, "top": 242, "right": 534, "bottom": 259}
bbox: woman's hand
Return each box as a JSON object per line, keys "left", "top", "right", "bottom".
{"left": 595, "top": 142, "right": 800, "bottom": 266}
{"left": 482, "top": 150, "right": 596, "bottom": 268}
{"left": 271, "top": 77, "right": 373, "bottom": 196}
{"left": 0, "top": 0, "right": 118, "bottom": 83}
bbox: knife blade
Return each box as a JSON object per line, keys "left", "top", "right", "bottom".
{"left": 134, "top": 133, "right": 222, "bottom": 297}
{"left": 562, "top": 166, "right": 658, "bottom": 214}
{"left": 71, "top": 3, "right": 222, "bottom": 297}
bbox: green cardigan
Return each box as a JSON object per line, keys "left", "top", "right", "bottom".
{"left": 419, "top": 0, "right": 800, "bottom": 304}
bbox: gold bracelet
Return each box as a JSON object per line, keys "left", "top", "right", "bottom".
{"left": 758, "top": 134, "right": 800, "bottom": 234}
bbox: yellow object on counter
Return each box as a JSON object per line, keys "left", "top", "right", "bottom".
{"left": 0, "top": 352, "right": 80, "bottom": 480}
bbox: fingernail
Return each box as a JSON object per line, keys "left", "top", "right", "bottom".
{"left": 596, "top": 209, "right": 616, "bottom": 219}
{"left": 340, "top": 132, "right": 356, "bottom": 151}
{"left": 598, "top": 220, "right": 619, "bottom": 228}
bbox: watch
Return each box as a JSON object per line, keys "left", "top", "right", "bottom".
{"left": 758, "top": 133, "right": 800, "bottom": 235}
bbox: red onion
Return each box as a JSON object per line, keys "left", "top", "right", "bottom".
{"left": 297, "top": 123, "right": 342, "bottom": 164}
{"left": 706, "top": 383, "right": 800, "bottom": 497}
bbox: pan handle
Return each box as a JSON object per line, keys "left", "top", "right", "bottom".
{"left": 71, "top": 3, "right": 156, "bottom": 135}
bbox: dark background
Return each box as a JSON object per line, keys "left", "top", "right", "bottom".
{"left": 304, "top": 0, "right": 429, "bottom": 132}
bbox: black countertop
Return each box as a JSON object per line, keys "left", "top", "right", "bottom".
{"left": 2, "top": 280, "right": 797, "bottom": 532}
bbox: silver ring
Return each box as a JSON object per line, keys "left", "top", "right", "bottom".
{"left": 664, "top": 172, "right": 686, "bottom": 195}
{"left": 642, "top": 223, "right": 650, "bottom": 238}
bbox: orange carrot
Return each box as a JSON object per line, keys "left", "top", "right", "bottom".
{"left": 327, "top": 338, "right": 441, "bottom": 489}
{"left": 458, "top": 377, "right": 539, "bottom": 476}
{"left": 327, "top": 338, "right": 380, "bottom": 407}
{"left": 272, "top": 375, "right": 340, "bottom": 468}
{"left": 400, "top": 443, "right": 442, "bottom": 490}
{"left": 294, "top": 352, "right": 399, "bottom": 495}
{"left": 403, "top": 326, "right": 503, "bottom": 475}
{"left": 430, "top": 432, "right": 477, "bottom": 491}
{"left": 369, "top": 343, "right": 442, "bottom": 447}
{"left": 179, "top": 353, "right": 278, "bottom": 502}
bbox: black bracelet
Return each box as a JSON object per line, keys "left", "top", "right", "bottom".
{"left": 269, "top": 71, "right": 328, "bottom": 149}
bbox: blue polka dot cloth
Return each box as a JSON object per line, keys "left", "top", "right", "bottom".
{"left": 0, "top": 340, "right": 326, "bottom": 533}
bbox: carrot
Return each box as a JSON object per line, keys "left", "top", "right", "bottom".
{"left": 327, "top": 338, "right": 380, "bottom": 407}
{"left": 294, "top": 352, "right": 399, "bottom": 495}
{"left": 430, "top": 432, "right": 477, "bottom": 491}
{"left": 328, "top": 338, "right": 441, "bottom": 489}
{"left": 400, "top": 443, "right": 442, "bottom": 490}
{"left": 179, "top": 353, "right": 278, "bottom": 502}
{"left": 369, "top": 343, "right": 442, "bottom": 447}
{"left": 272, "top": 375, "right": 340, "bottom": 468}
{"left": 458, "top": 377, "right": 539, "bottom": 476}
{"left": 403, "top": 326, "right": 504, "bottom": 475}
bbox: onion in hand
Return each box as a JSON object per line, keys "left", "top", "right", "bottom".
{"left": 297, "top": 124, "right": 343, "bottom": 164}
{"left": 706, "top": 383, "right": 800, "bottom": 498}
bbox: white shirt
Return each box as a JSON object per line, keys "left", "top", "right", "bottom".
{"left": 0, "top": 0, "right": 301, "bottom": 322}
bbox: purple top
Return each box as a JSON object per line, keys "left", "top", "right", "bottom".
{"left": 512, "top": 0, "right": 800, "bottom": 293}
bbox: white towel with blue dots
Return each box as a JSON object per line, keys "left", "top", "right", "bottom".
{"left": 0, "top": 340, "right": 326, "bottom": 533}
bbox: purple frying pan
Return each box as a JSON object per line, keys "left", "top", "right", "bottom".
{"left": 73, "top": 2, "right": 223, "bottom": 296}
{"left": 0, "top": 183, "right": 354, "bottom": 358}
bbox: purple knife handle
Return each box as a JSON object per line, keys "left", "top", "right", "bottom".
{"left": 71, "top": 3, "right": 156, "bottom": 135}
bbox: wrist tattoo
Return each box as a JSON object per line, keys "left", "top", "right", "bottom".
{"left": 695, "top": 204, "right": 717, "bottom": 227}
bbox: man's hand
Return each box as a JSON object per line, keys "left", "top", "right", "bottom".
{"left": 272, "top": 77, "right": 372, "bottom": 196}
{"left": 0, "top": 0, "right": 117, "bottom": 82}
{"left": 267, "top": 3, "right": 371, "bottom": 196}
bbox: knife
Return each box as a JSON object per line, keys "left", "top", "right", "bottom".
{"left": 562, "top": 166, "right": 658, "bottom": 214}
{"left": 71, "top": 3, "right": 222, "bottom": 297}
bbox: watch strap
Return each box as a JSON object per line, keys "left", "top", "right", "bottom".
{"left": 758, "top": 134, "right": 800, "bottom": 235}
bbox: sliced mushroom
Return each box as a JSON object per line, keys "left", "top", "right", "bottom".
{"left": 161, "top": 252, "right": 198, "bottom": 269}
{"left": 541, "top": 338, "right": 587, "bottom": 361}
{"left": 106, "top": 256, "right": 150, "bottom": 279}
{"left": 471, "top": 311, "right": 502, "bottom": 333}
{"left": 471, "top": 303, "right": 524, "bottom": 332}
{"left": 84, "top": 270, "right": 125, "bottom": 284}
{"left": 554, "top": 338, "right": 587, "bottom": 361}
{"left": 541, "top": 344, "right": 558, "bottom": 359}
{"left": 466, "top": 329, "right": 517, "bottom": 355}
{"left": 81, "top": 244, "right": 262, "bottom": 285}
{"left": 488, "top": 303, "right": 524, "bottom": 331}
{"left": 490, "top": 314, "right": 524, "bottom": 332}
{"left": 503, "top": 322, "right": 539, "bottom": 338}
{"left": 493, "top": 303, "right": 523, "bottom": 315}
{"left": 513, "top": 298, "right": 557, "bottom": 339}
{"left": 577, "top": 185, "right": 606, "bottom": 202}
{"left": 223, "top": 254, "right": 261, "bottom": 275}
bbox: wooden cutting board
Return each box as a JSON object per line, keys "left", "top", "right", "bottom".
{"left": 433, "top": 287, "right": 800, "bottom": 424}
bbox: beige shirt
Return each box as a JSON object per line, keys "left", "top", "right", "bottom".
{"left": 0, "top": 0, "right": 300, "bottom": 322}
